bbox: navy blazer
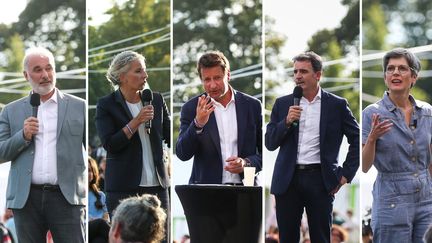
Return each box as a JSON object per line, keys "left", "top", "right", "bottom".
{"left": 95, "top": 89, "right": 170, "bottom": 192}
{"left": 176, "top": 90, "right": 262, "bottom": 184}
{"left": 265, "top": 90, "right": 359, "bottom": 195}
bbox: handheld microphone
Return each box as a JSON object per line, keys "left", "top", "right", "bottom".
{"left": 292, "top": 86, "right": 303, "bottom": 127}
{"left": 30, "top": 93, "right": 40, "bottom": 118}
{"left": 141, "top": 89, "right": 153, "bottom": 134}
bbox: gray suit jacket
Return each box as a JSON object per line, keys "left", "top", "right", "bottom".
{"left": 0, "top": 89, "right": 86, "bottom": 208}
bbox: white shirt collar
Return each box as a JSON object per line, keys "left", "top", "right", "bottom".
{"left": 39, "top": 88, "right": 58, "bottom": 104}
{"left": 213, "top": 86, "right": 236, "bottom": 107}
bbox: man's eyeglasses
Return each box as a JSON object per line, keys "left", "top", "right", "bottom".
{"left": 385, "top": 65, "right": 414, "bottom": 75}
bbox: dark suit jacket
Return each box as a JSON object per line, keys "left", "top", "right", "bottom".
{"left": 95, "top": 89, "right": 170, "bottom": 192}
{"left": 265, "top": 90, "right": 359, "bottom": 195}
{"left": 176, "top": 90, "right": 262, "bottom": 184}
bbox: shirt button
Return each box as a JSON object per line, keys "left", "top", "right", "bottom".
{"left": 410, "top": 140, "right": 415, "bottom": 145}
{"left": 390, "top": 204, "right": 395, "bottom": 208}
{"left": 416, "top": 188, "right": 420, "bottom": 192}
{"left": 413, "top": 173, "right": 418, "bottom": 177}
{"left": 411, "top": 157, "right": 416, "bottom": 162}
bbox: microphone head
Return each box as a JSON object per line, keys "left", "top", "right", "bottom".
{"left": 30, "top": 93, "right": 40, "bottom": 107}
{"left": 141, "top": 89, "right": 153, "bottom": 102}
{"left": 293, "top": 86, "right": 303, "bottom": 99}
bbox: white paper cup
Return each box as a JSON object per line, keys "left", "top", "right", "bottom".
{"left": 243, "top": 167, "right": 256, "bottom": 186}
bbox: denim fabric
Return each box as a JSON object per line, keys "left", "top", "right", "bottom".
{"left": 363, "top": 92, "right": 432, "bottom": 242}
{"left": 371, "top": 170, "right": 432, "bottom": 243}
{"left": 363, "top": 92, "right": 432, "bottom": 173}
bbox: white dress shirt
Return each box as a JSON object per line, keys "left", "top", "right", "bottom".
{"left": 214, "top": 89, "right": 241, "bottom": 184}
{"left": 32, "top": 89, "right": 58, "bottom": 185}
{"left": 126, "top": 101, "right": 159, "bottom": 187}
{"left": 297, "top": 88, "right": 321, "bottom": 165}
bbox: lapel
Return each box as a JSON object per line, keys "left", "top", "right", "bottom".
{"left": 114, "top": 89, "right": 133, "bottom": 120}
{"left": 319, "top": 89, "right": 329, "bottom": 147}
{"left": 207, "top": 111, "right": 222, "bottom": 160}
{"left": 57, "top": 90, "right": 68, "bottom": 138}
{"left": 235, "top": 91, "right": 247, "bottom": 156}
{"left": 24, "top": 95, "right": 33, "bottom": 119}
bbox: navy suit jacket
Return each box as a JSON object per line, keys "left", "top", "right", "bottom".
{"left": 265, "top": 90, "right": 359, "bottom": 195}
{"left": 95, "top": 89, "right": 170, "bottom": 192}
{"left": 176, "top": 90, "right": 262, "bottom": 184}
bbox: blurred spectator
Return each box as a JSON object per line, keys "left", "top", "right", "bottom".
{"left": 342, "top": 209, "right": 355, "bottom": 230}
{"left": 0, "top": 222, "right": 13, "bottom": 243}
{"left": 88, "top": 157, "right": 109, "bottom": 221}
{"left": 109, "top": 194, "right": 166, "bottom": 243}
{"left": 180, "top": 234, "right": 190, "bottom": 243}
{"left": 332, "top": 211, "right": 345, "bottom": 225}
{"left": 3, "top": 209, "right": 16, "bottom": 243}
{"left": 362, "top": 209, "right": 373, "bottom": 243}
{"left": 265, "top": 226, "right": 279, "bottom": 243}
{"left": 331, "top": 224, "right": 348, "bottom": 243}
{"left": 266, "top": 196, "right": 278, "bottom": 232}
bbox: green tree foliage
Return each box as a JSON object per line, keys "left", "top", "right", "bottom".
{"left": 88, "top": 0, "right": 170, "bottom": 145}
{"left": 0, "top": 0, "right": 85, "bottom": 108}
{"left": 264, "top": 16, "right": 288, "bottom": 122}
{"left": 265, "top": 0, "right": 360, "bottom": 120}
{"left": 173, "top": 0, "right": 262, "bottom": 148}
{"left": 362, "top": 0, "right": 431, "bottom": 109}
{"left": 14, "top": 0, "right": 85, "bottom": 70}
{"left": 4, "top": 34, "right": 25, "bottom": 73}
{"left": 363, "top": 2, "right": 388, "bottom": 51}
{"left": 307, "top": 0, "right": 360, "bottom": 120}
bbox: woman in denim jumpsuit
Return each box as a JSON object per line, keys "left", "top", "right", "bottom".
{"left": 362, "top": 48, "right": 432, "bottom": 243}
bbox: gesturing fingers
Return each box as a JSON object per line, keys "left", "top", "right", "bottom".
{"left": 370, "top": 113, "right": 393, "bottom": 139}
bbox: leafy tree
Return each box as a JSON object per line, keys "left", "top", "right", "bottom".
{"left": 264, "top": 16, "right": 288, "bottom": 122}
{"left": 362, "top": 0, "right": 430, "bottom": 108}
{"left": 0, "top": 0, "right": 85, "bottom": 107}
{"left": 88, "top": 0, "right": 170, "bottom": 145}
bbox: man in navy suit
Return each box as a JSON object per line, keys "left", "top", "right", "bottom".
{"left": 265, "top": 52, "right": 359, "bottom": 243}
{"left": 176, "top": 51, "right": 262, "bottom": 185}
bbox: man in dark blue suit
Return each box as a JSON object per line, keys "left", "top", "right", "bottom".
{"left": 265, "top": 52, "right": 359, "bottom": 243}
{"left": 176, "top": 51, "right": 262, "bottom": 185}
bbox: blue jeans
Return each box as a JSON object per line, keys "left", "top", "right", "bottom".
{"left": 372, "top": 170, "right": 432, "bottom": 243}
{"left": 13, "top": 186, "right": 85, "bottom": 243}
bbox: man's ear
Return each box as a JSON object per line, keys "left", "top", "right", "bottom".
{"left": 23, "top": 71, "right": 29, "bottom": 81}
{"left": 315, "top": 70, "right": 322, "bottom": 82}
{"left": 112, "top": 222, "right": 122, "bottom": 239}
